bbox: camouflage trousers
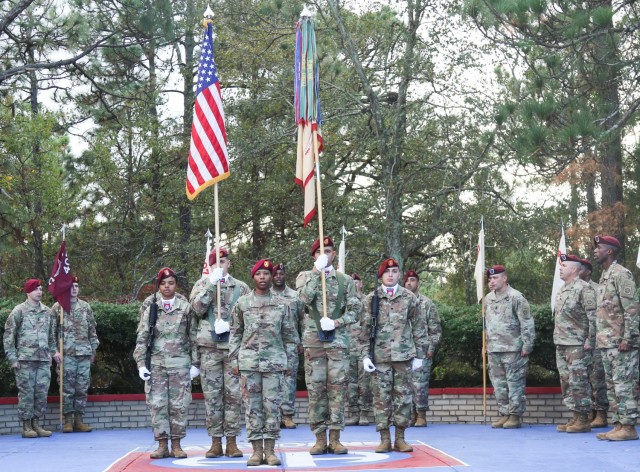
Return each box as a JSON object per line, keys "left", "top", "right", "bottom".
{"left": 200, "top": 346, "right": 241, "bottom": 437}
{"left": 488, "top": 352, "right": 528, "bottom": 416}
{"left": 589, "top": 348, "right": 609, "bottom": 411}
{"left": 304, "top": 347, "right": 349, "bottom": 434}
{"left": 601, "top": 347, "right": 639, "bottom": 426}
{"left": 56, "top": 355, "right": 91, "bottom": 415}
{"left": 241, "top": 370, "right": 284, "bottom": 441}
{"left": 15, "top": 360, "right": 51, "bottom": 420}
{"left": 346, "top": 353, "right": 372, "bottom": 415}
{"left": 412, "top": 356, "right": 434, "bottom": 411}
{"left": 555, "top": 345, "right": 592, "bottom": 414}
{"left": 280, "top": 349, "right": 299, "bottom": 416}
{"left": 145, "top": 364, "right": 191, "bottom": 440}
{"left": 371, "top": 360, "right": 413, "bottom": 430}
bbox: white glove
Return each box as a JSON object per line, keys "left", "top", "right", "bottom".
{"left": 214, "top": 318, "right": 230, "bottom": 334}
{"left": 363, "top": 357, "right": 376, "bottom": 372}
{"left": 209, "top": 267, "right": 224, "bottom": 285}
{"left": 320, "top": 317, "right": 336, "bottom": 331}
{"left": 138, "top": 366, "right": 151, "bottom": 381}
{"left": 314, "top": 254, "right": 329, "bottom": 272}
{"left": 189, "top": 365, "right": 200, "bottom": 380}
{"left": 412, "top": 358, "right": 424, "bottom": 371}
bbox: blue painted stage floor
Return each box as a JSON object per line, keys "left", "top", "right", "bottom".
{"left": 1, "top": 424, "right": 638, "bottom": 472}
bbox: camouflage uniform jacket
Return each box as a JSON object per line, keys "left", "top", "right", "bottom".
{"left": 596, "top": 262, "right": 640, "bottom": 348}
{"left": 485, "top": 286, "right": 535, "bottom": 353}
{"left": 347, "top": 292, "right": 365, "bottom": 355}
{"left": 189, "top": 274, "right": 250, "bottom": 351}
{"left": 588, "top": 279, "right": 600, "bottom": 292}
{"left": 52, "top": 299, "right": 99, "bottom": 356}
{"left": 418, "top": 294, "right": 442, "bottom": 356}
{"left": 296, "top": 269, "right": 361, "bottom": 349}
{"left": 138, "top": 292, "right": 188, "bottom": 321}
{"left": 133, "top": 294, "right": 197, "bottom": 369}
{"left": 359, "top": 286, "right": 427, "bottom": 362}
{"left": 228, "top": 291, "right": 300, "bottom": 372}
{"left": 273, "top": 285, "right": 303, "bottom": 358}
{"left": 3, "top": 300, "right": 56, "bottom": 364}
{"left": 553, "top": 278, "right": 596, "bottom": 346}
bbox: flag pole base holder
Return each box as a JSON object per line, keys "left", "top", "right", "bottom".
{"left": 318, "top": 330, "right": 335, "bottom": 342}
{"left": 211, "top": 332, "right": 230, "bottom": 343}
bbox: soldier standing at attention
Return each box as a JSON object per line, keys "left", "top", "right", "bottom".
{"left": 134, "top": 268, "right": 198, "bottom": 458}
{"left": 4, "top": 279, "right": 58, "bottom": 438}
{"left": 52, "top": 276, "right": 99, "bottom": 433}
{"left": 592, "top": 235, "right": 640, "bottom": 441}
{"left": 553, "top": 255, "right": 597, "bottom": 433}
{"left": 578, "top": 257, "right": 609, "bottom": 428}
{"left": 229, "top": 259, "right": 300, "bottom": 466}
{"left": 404, "top": 269, "right": 442, "bottom": 428}
{"left": 485, "top": 265, "right": 535, "bottom": 429}
{"left": 360, "top": 259, "right": 427, "bottom": 453}
{"left": 271, "top": 262, "right": 304, "bottom": 429}
{"left": 296, "top": 237, "right": 361, "bottom": 455}
{"left": 345, "top": 273, "right": 372, "bottom": 426}
{"left": 189, "top": 248, "right": 250, "bottom": 458}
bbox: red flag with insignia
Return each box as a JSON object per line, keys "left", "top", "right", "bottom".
{"left": 48, "top": 240, "right": 73, "bottom": 312}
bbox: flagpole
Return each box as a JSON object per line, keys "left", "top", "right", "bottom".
{"left": 214, "top": 185, "right": 222, "bottom": 321}
{"left": 313, "top": 130, "right": 328, "bottom": 319}
{"left": 59, "top": 224, "right": 66, "bottom": 429}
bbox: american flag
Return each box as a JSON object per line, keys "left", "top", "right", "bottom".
{"left": 186, "top": 22, "right": 230, "bottom": 200}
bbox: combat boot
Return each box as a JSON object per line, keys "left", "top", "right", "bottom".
{"left": 247, "top": 440, "right": 264, "bottom": 466}
{"left": 502, "top": 415, "right": 522, "bottom": 429}
{"left": 491, "top": 415, "right": 509, "bottom": 429}
{"left": 327, "top": 430, "right": 348, "bottom": 454}
{"left": 556, "top": 412, "right": 578, "bottom": 432}
{"left": 62, "top": 413, "right": 74, "bottom": 433}
{"left": 566, "top": 413, "right": 591, "bottom": 433}
{"left": 394, "top": 426, "right": 414, "bottom": 452}
{"left": 281, "top": 414, "right": 297, "bottom": 429}
{"left": 225, "top": 436, "right": 243, "bottom": 457}
{"left": 264, "top": 439, "right": 281, "bottom": 466}
{"left": 414, "top": 410, "right": 428, "bottom": 427}
{"left": 21, "top": 420, "right": 37, "bottom": 439}
{"left": 596, "top": 422, "right": 621, "bottom": 440}
{"left": 375, "top": 429, "right": 392, "bottom": 453}
{"left": 73, "top": 413, "right": 92, "bottom": 432}
{"left": 150, "top": 438, "right": 170, "bottom": 459}
{"left": 205, "top": 437, "right": 223, "bottom": 458}
{"left": 170, "top": 438, "right": 187, "bottom": 458}
{"left": 591, "top": 410, "right": 608, "bottom": 429}
{"left": 606, "top": 424, "right": 639, "bottom": 441}
{"left": 359, "top": 411, "right": 370, "bottom": 426}
{"left": 309, "top": 431, "right": 327, "bottom": 455}
{"left": 411, "top": 408, "right": 417, "bottom": 426}
{"left": 31, "top": 418, "right": 52, "bottom": 437}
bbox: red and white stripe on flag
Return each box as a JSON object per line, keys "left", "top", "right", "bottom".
{"left": 295, "top": 121, "right": 321, "bottom": 227}
{"left": 186, "top": 22, "right": 230, "bottom": 200}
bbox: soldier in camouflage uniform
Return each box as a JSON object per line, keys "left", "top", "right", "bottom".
{"left": 404, "top": 269, "right": 442, "bottom": 428}
{"left": 359, "top": 259, "right": 427, "bottom": 453}
{"left": 52, "top": 276, "right": 99, "bottom": 433}
{"left": 296, "top": 236, "right": 361, "bottom": 455}
{"left": 189, "top": 248, "right": 250, "bottom": 458}
{"left": 229, "top": 259, "right": 300, "bottom": 466}
{"left": 134, "top": 268, "right": 198, "bottom": 458}
{"left": 579, "top": 257, "right": 609, "bottom": 428}
{"left": 592, "top": 235, "right": 640, "bottom": 441}
{"left": 271, "top": 262, "right": 304, "bottom": 429}
{"left": 4, "top": 279, "right": 58, "bottom": 438}
{"left": 553, "top": 254, "right": 597, "bottom": 433}
{"left": 485, "top": 265, "right": 535, "bottom": 429}
{"left": 345, "top": 273, "right": 372, "bottom": 426}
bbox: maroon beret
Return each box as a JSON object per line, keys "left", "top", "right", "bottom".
{"left": 272, "top": 262, "right": 285, "bottom": 275}
{"left": 351, "top": 273, "right": 361, "bottom": 281}
{"left": 310, "top": 236, "right": 334, "bottom": 256}
{"left": 251, "top": 259, "right": 272, "bottom": 278}
{"left": 594, "top": 235, "right": 621, "bottom": 249}
{"left": 404, "top": 269, "right": 419, "bottom": 284}
{"left": 486, "top": 265, "right": 506, "bottom": 278}
{"left": 24, "top": 279, "right": 41, "bottom": 294}
{"left": 157, "top": 267, "right": 176, "bottom": 285}
{"left": 580, "top": 258, "right": 593, "bottom": 272}
{"left": 71, "top": 275, "right": 80, "bottom": 284}
{"left": 378, "top": 258, "right": 399, "bottom": 278}
{"left": 560, "top": 254, "right": 582, "bottom": 264}
{"left": 209, "top": 247, "right": 229, "bottom": 266}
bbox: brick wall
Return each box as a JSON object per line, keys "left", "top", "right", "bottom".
{"left": 0, "top": 387, "right": 571, "bottom": 435}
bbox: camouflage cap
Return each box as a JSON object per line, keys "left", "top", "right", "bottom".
{"left": 404, "top": 269, "right": 419, "bottom": 283}
{"left": 24, "top": 278, "right": 41, "bottom": 293}
{"left": 378, "top": 258, "right": 399, "bottom": 278}
{"left": 310, "top": 236, "right": 334, "bottom": 256}
{"left": 272, "top": 262, "right": 285, "bottom": 275}
{"left": 251, "top": 259, "right": 272, "bottom": 278}
{"left": 157, "top": 267, "right": 176, "bottom": 284}
{"left": 486, "top": 265, "right": 506, "bottom": 278}
{"left": 593, "top": 235, "right": 621, "bottom": 249}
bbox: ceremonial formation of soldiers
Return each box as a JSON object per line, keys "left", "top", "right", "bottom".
{"left": 3, "top": 233, "right": 639, "bottom": 465}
